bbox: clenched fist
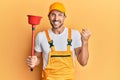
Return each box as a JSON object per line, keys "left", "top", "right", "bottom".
{"left": 81, "top": 29, "right": 91, "bottom": 43}
{"left": 26, "top": 56, "right": 38, "bottom": 69}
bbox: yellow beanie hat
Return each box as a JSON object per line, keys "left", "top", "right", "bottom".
{"left": 49, "top": 2, "right": 66, "bottom": 15}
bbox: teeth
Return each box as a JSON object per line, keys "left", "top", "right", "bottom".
{"left": 54, "top": 21, "right": 59, "bottom": 25}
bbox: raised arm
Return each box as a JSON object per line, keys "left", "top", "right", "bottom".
{"left": 75, "top": 29, "right": 91, "bottom": 66}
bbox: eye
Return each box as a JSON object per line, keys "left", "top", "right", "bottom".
{"left": 58, "top": 13, "right": 63, "bottom": 16}
{"left": 50, "top": 13, "right": 56, "bottom": 17}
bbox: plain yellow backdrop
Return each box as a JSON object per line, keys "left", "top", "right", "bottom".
{"left": 0, "top": 0, "right": 120, "bottom": 80}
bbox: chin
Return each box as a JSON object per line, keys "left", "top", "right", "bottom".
{"left": 53, "top": 25, "right": 60, "bottom": 29}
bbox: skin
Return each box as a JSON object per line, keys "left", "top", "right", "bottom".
{"left": 26, "top": 10, "right": 91, "bottom": 69}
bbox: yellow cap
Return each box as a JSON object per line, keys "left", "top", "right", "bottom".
{"left": 49, "top": 2, "right": 66, "bottom": 15}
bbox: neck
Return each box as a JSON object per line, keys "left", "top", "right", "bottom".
{"left": 52, "top": 26, "right": 65, "bottom": 34}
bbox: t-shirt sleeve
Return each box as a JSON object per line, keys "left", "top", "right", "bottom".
{"left": 34, "top": 32, "right": 43, "bottom": 52}
{"left": 72, "top": 30, "right": 82, "bottom": 48}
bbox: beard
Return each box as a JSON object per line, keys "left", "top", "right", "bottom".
{"left": 50, "top": 20, "right": 63, "bottom": 29}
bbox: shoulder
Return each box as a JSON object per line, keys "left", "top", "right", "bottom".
{"left": 72, "top": 29, "right": 79, "bottom": 33}
{"left": 36, "top": 31, "right": 46, "bottom": 41}
{"left": 65, "top": 27, "right": 81, "bottom": 36}
{"left": 36, "top": 28, "right": 52, "bottom": 39}
{"left": 36, "top": 31, "right": 45, "bottom": 37}
{"left": 70, "top": 28, "right": 81, "bottom": 36}
{"left": 66, "top": 27, "right": 79, "bottom": 33}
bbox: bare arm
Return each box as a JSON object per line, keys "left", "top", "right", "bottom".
{"left": 34, "top": 51, "right": 42, "bottom": 66}
{"left": 75, "top": 29, "right": 91, "bottom": 66}
{"left": 75, "top": 42, "right": 89, "bottom": 66}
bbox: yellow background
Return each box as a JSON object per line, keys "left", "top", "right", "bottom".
{"left": 0, "top": 0, "right": 120, "bottom": 80}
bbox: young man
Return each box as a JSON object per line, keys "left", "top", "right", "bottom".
{"left": 27, "top": 2, "right": 91, "bottom": 80}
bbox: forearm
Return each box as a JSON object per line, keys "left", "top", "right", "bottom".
{"left": 78, "top": 42, "right": 89, "bottom": 66}
{"left": 35, "top": 57, "right": 40, "bottom": 66}
{"left": 34, "top": 52, "right": 42, "bottom": 66}
{"left": 76, "top": 28, "right": 91, "bottom": 66}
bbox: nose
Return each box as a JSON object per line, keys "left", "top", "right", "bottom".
{"left": 54, "top": 15, "right": 59, "bottom": 21}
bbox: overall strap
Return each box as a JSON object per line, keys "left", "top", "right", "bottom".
{"left": 67, "top": 28, "right": 72, "bottom": 51}
{"left": 45, "top": 30, "right": 55, "bottom": 51}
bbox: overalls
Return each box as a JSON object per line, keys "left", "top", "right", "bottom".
{"left": 42, "top": 28, "right": 74, "bottom": 80}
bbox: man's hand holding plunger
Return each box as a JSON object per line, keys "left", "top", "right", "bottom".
{"left": 26, "top": 55, "right": 39, "bottom": 70}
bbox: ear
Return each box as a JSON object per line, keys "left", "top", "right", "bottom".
{"left": 64, "top": 12, "right": 67, "bottom": 17}
{"left": 48, "top": 15, "right": 50, "bottom": 20}
{"left": 64, "top": 15, "right": 66, "bottom": 19}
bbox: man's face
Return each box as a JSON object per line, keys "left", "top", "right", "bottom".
{"left": 48, "top": 10, "right": 66, "bottom": 29}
